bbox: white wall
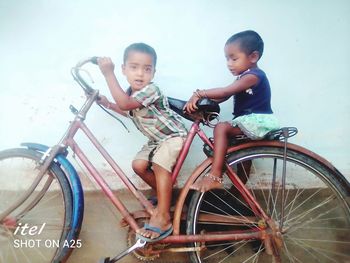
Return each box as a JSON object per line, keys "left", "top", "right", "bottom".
{"left": 1, "top": 0, "right": 349, "bottom": 189}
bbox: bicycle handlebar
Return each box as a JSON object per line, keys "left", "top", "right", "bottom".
{"left": 71, "top": 57, "right": 130, "bottom": 132}
{"left": 71, "top": 56, "right": 99, "bottom": 95}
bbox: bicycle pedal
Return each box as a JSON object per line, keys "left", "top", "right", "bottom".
{"left": 106, "top": 239, "right": 147, "bottom": 262}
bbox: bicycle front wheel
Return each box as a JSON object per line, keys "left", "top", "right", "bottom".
{"left": 187, "top": 145, "right": 350, "bottom": 263}
{"left": 0, "top": 148, "right": 73, "bottom": 263}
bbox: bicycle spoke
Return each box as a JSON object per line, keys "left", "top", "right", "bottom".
{"left": 198, "top": 209, "right": 255, "bottom": 226}
{"left": 241, "top": 249, "right": 263, "bottom": 263}
{"left": 286, "top": 236, "right": 350, "bottom": 246}
{"left": 7, "top": 232, "right": 32, "bottom": 263}
{"left": 283, "top": 188, "right": 306, "bottom": 221}
{"left": 206, "top": 191, "right": 259, "bottom": 228}
{"left": 268, "top": 171, "right": 282, "bottom": 221}
{"left": 21, "top": 234, "right": 47, "bottom": 260}
{"left": 300, "top": 240, "right": 350, "bottom": 259}
{"left": 291, "top": 238, "right": 349, "bottom": 263}
{"left": 249, "top": 161, "right": 270, "bottom": 216}
{"left": 222, "top": 187, "right": 252, "bottom": 212}
{"left": 286, "top": 194, "right": 334, "bottom": 224}
{"left": 251, "top": 242, "right": 264, "bottom": 263}
{"left": 283, "top": 188, "right": 324, "bottom": 223}
{"left": 240, "top": 162, "right": 258, "bottom": 202}
{"left": 203, "top": 242, "right": 235, "bottom": 261}
{"left": 283, "top": 241, "right": 299, "bottom": 263}
{"left": 291, "top": 237, "right": 321, "bottom": 262}
{"left": 218, "top": 241, "right": 249, "bottom": 263}
{"left": 287, "top": 216, "right": 343, "bottom": 238}
{"left": 288, "top": 225, "right": 350, "bottom": 232}
{"left": 205, "top": 241, "right": 240, "bottom": 248}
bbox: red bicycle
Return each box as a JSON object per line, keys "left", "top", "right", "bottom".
{"left": 1, "top": 57, "right": 349, "bottom": 263}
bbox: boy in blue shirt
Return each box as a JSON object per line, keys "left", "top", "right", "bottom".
{"left": 185, "top": 30, "right": 279, "bottom": 192}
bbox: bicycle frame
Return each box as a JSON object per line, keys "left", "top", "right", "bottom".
{"left": 0, "top": 58, "right": 276, "bottom": 251}
{"left": 45, "top": 89, "right": 270, "bottom": 246}
{"left": 0, "top": 92, "right": 274, "bottom": 253}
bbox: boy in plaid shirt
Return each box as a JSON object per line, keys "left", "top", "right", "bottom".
{"left": 97, "top": 43, "right": 187, "bottom": 242}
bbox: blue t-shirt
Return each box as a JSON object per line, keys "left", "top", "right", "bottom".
{"left": 233, "top": 68, "right": 273, "bottom": 118}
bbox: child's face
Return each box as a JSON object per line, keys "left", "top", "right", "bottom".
{"left": 224, "top": 42, "right": 257, "bottom": 76}
{"left": 122, "top": 51, "right": 155, "bottom": 91}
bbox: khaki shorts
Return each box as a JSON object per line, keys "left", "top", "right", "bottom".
{"left": 134, "top": 136, "right": 185, "bottom": 172}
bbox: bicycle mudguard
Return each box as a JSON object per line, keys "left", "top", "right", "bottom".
{"left": 20, "top": 143, "right": 84, "bottom": 249}
{"left": 226, "top": 140, "right": 350, "bottom": 195}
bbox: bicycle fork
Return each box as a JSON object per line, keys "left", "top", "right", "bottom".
{"left": 99, "top": 239, "right": 146, "bottom": 263}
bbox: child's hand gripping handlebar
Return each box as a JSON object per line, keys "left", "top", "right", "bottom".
{"left": 71, "top": 57, "right": 130, "bottom": 132}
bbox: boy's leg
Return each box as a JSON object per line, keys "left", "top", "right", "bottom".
{"left": 137, "top": 164, "right": 172, "bottom": 239}
{"left": 191, "top": 122, "right": 243, "bottom": 192}
{"left": 137, "top": 137, "right": 184, "bottom": 239}
{"left": 132, "top": 143, "right": 159, "bottom": 190}
{"left": 132, "top": 159, "right": 157, "bottom": 190}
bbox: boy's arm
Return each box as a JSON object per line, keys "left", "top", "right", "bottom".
{"left": 98, "top": 57, "right": 142, "bottom": 111}
{"left": 108, "top": 102, "right": 128, "bottom": 117}
{"left": 185, "top": 74, "right": 258, "bottom": 113}
{"left": 97, "top": 95, "right": 127, "bottom": 117}
{"left": 211, "top": 97, "right": 231, "bottom": 103}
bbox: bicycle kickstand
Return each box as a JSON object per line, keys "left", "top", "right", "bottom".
{"left": 98, "top": 239, "right": 147, "bottom": 263}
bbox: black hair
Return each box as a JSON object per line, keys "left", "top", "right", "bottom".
{"left": 123, "top": 42, "right": 157, "bottom": 67}
{"left": 226, "top": 30, "right": 264, "bottom": 59}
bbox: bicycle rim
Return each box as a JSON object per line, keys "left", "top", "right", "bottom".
{"left": 186, "top": 146, "right": 350, "bottom": 263}
{"left": 0, "top": 148, "right": 72, "bottom": 263}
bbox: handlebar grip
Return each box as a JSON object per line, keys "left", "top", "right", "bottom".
{"left": 91, "top": 56, "right": 99, "bottom": 65}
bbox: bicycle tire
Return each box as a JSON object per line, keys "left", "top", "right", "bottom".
{"left": 0, "top": 148, "right": 73, "bottom": 263}
{"left": 186, "top": 145, "right": 350, "bottom": 263}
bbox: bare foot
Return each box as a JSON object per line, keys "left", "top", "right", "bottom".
{"left": 137, "top": 208, "right": 172, "bottom": 240}
{"left": 191, "top": 174, "right": 223, "bottom": 192}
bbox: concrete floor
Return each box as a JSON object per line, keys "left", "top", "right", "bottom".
{"left": 64, "top": 189, "right": 350, "bottom": 263}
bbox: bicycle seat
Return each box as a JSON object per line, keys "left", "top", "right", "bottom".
{"left": 225, "top": 127, "right": 298, "bottom": 145}
{"left": 167, "top": 97, "right": 220, "bottom": 122}
{"left": 263, "top": 127, "right": 298, "bottom": 140}
{"left": 203, "top": 127, "right": 299, "bottom": 157}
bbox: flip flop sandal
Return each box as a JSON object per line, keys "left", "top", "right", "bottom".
{"left": 136, "top": 223, "right": 173, "bottom": 243}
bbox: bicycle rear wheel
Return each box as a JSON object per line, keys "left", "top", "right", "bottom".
{"left": 0, "top": 148, "right": 73, "bottom": 263}
{"left": 187, "top": 145, "right": 350, "bottom": 263}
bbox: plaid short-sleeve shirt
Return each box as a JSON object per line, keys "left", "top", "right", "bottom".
{"left": 127, "top": 83, "right": 187, "bottom": 142}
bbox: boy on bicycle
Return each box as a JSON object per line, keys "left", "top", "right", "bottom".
{"left": 97, "top": 43, "right": 187, "bottom": 242}
{"left": 185, "top": 30, "right": 279, "bottom": 192}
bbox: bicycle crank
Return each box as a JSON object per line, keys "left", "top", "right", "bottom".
{"left": 98, "top": 238, "right": 147, "bottom": 263}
